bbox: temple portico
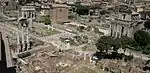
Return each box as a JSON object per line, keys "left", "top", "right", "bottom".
{"left": 20, "top": 5, "right": 36, "bottom": 19}
{"left": 110, "top": 4, "right": 144, "bottom": 38}
{"left": 111, "top": 19, "right": 143, "bottom": 38}
{"left": 14, "top": 4, "right": 36, "bottom": 54}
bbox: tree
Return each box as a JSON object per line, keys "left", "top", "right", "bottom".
{"left": 119, "top": 36, "right": 137, "bottom": 53}
{"left": 96, "top": 36, "right": 137, "bottom": 54}
{"left": 76, "top": 5, "right": 90, "bottom": 15}
{"left": 144, "top": 20, "right": 150, "bottom": 29}
{"left": 142, "top": 44, "right": 150, "bottom": 55}
{"left": 44, "top": 16, "right": 51, "bottom": 30}
{"left": 145, "top": 44, "right": 150, "bottom": 50}
{"left": 96, "top": 42, "right": 106, "bottom": 52}
{"left": 120, "top": 36, "right": 136, "bottom": 47}
{"left": 142, "top": 49, "right": 150, "bottom": 55}
{"left": 96, "top": 36, "right": 114, "bottom": 53}
{"left": 112, "top": 38, "right": 121, "bottom": 52}
{"left": 134, "top": 46, "right": 143, "bottom": 51}
{"left": 134, "top": 30, "right": 150, "bottom": 46}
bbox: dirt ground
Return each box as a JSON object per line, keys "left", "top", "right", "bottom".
{"left": 19, "top": 44, "right": 147, "bottom": 73}
{"left": 19, "top": 45, "right": 107, "bottom": 73}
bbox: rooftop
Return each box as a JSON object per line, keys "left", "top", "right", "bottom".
{"left": 119, "top": 5, "right": 132, "bottom": 13}
{"left": 0, "top": 0, "right": 11, "bottom": 2}
{"left": 52, "top": 4, "right": 69, "bottom": 8}
{"left": 21, "top": 5, "right": 35, "bottom": 11}
{"left": 132, "top": 11, "right": 139, "bottom": 15}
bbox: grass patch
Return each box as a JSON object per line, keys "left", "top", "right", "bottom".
{"left": 43, "top": 28, "right": 59, "bottom": 36}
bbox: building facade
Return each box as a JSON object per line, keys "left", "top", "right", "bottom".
{"left": 20, "top": 4, "right": 36, "bottom": 19}
{"left": 0, "top": 0, "right": 18, "bottom": 17}
{"left": 38, "top": 0, "right": 55, "bottom": 3}
{"left": 38, "top": 4, "right": 69, "bottom": 23}
{"left": 110, "top": 5, "right": 144, "bottom": 38}
{"left": 50, "top": 4, "right": 69, "bottom": 23}
{"left": 40, "top": 3, "right": 51, "bottom": 16}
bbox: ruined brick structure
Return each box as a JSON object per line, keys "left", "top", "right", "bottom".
{"left": 39, "top": 4, "right": 69, "bottom": 23}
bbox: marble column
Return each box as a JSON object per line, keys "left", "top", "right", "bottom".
{"left": 127, "top": 27, "right": 133, "bottom": 37}
{"left": 119, "top": 25, "right": 122, "bottom": 38}
{"left": 110, "top": 24, "right": 112, "bottom": 36}
{"left": 27, "top": 11, "right": 29, "bottom": 18}
{"left": 22, "top": 11, "right": 24, "bottom": 18}
{"left": 84, "top": 53, "right": 86, "bottom": 60}
{"left": 25, "top": 11, "right": 28, "bottom": 18}
{"left": 131, "top": 27, "right": 134, "bottom": 37}
{"left": 123, "top": 27, "right": 127, "bottom": 36}
{"left": 115, "top": 24, "right": 118, "bottom": 38}
{"left": 112, "top": 24, "right": 115, "bottom": 37}
{"left": 17, "top": 26, "right": 20, "bottom": 53}
{"left": 21, "top": 26, "right": 25, "bottom": 52}
{"left": 67, "top": 43, "right": 70, "bottom": 50}
{"left": 26, "top": 27, "right": 29, "bottom": 50}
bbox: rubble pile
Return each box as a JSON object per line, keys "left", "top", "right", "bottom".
{"left": 97, "top": 59, "right": 146, "bottom": 73}
{"left": 22, "top": 52, "right": 59, "bottom": 73}
{"left": 60, "top": 35, "right": 88, "bottom": 46}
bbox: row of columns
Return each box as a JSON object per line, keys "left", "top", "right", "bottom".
{"left": 21, "top": 11, "right": 36, "bottom": 19}
{"left": 111, "top": 23, "right": 134, "bottom": 38}
{"left": 16, "top": 19, "right": 33, "bottom": 54}
{"left": 16, "top": 24, "right": 28, "bottom": 53}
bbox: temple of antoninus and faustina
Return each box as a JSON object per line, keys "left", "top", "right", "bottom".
{"left": 110, "top": 4, "right": 144, "bottom": 38}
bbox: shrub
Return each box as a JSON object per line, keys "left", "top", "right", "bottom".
{"left": 134, "top": 46, "right": 142, "bottom": 51}
{"left": 134, "top": 30, "right": 150, "bottom": 46}
{"left": 76, "top": 5, "right": 90, "bottom": 15}
{"left": 142, "top": 49, "right": 150, "bottom": 55}
{"left": 18, "top": 52, "right": 31, "bottom": 58}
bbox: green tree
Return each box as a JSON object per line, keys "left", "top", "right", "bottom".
{"left": 96, "top": 36, "right": 114, "bottom": 53}
{"left": 134, "top": 30, "right": 150, "bottom": 46}
{"left": 144, "top": 20, "right": 150, "bottom": 29}
{"left": 76, "top": 5, "right": 90, "bottom": 15}
{"left": 145, "top": 44, "right": 150, "bottom": 50}
{"left": 142, "top": 49, "right": 150, "bottom": 55}
{"left": 134, "top": 46, "right": 143, "bottom": 51}
{"left": 44, "top": 16, "right": 51, "bottom": 29}
{"left": 142, "top": 44, "right": 150, "bottom": 55}
{"left": 120, "top": 36, "right": 136, "bottom": 47}
{"left": 96, "top": 36, "right": 137, "bottom": 54}
{"left": 45, "top": 16, "right": 51, "bottom": 25}
{"left": 119, "top": 36, "right": 136, "bottom": 53}
{"left": 112, "top": 38, "right": 121, "bottom": 52}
